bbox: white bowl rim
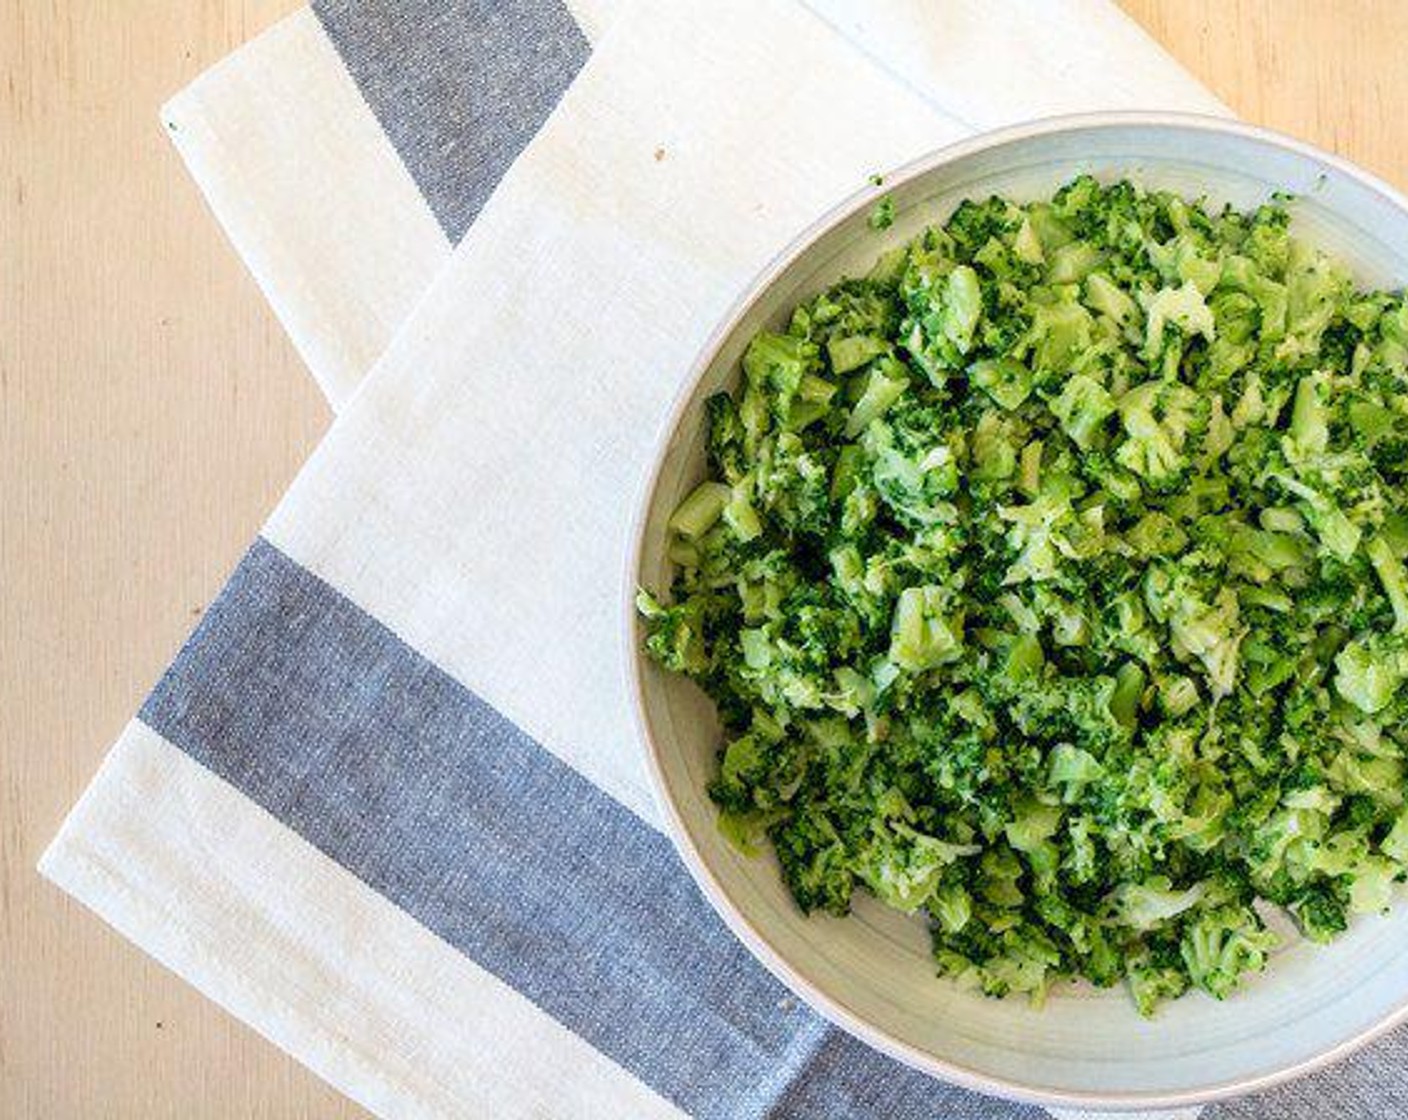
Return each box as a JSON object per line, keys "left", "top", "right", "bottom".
{"left": 622, "top": 110, "right": 1408, "bottom": 1112}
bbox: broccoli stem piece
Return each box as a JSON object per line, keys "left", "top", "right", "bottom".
{"left": 668, "top": 481, "right": 731, "bottom": 540}
{"left": 1368, "top": 536, "right": 1408, "bottom": 632}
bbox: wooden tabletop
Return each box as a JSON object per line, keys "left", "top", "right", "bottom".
{"left": 3, "top": 2, "right": 1405, "bottom": 1115}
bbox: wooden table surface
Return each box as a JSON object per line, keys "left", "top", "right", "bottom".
{"left": 2, "top": 2, "right": 1405, "bottom": 1115}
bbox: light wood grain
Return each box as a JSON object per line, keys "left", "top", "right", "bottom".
{"left": 1, "top": 1, "right": 350, "bottom": 1116}
{"left": 1120, "top": 0, "right": 1408, "bottom": 191}
{"left": 2, "top": 2, "right": 1405, "bottom": 1116}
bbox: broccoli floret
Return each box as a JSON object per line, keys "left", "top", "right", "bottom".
{"left": 1179, "top": 905, "right": 1278, "bottom": 1000}
{"left": 1083, "top": 271, "right": 1140, "bottom": 338}
{"left": 968, "top": 356, "right": 1034, "bottom": 411}
{"left": 844, "top": 358, "right": 910, "bottom": 437}
{"left": 742, "top": 331, "right": 819, "bottom": 424}
{"left": 1115, "top": 380, "right": 1207, "bottom": 488}
{"left": 1141, "top": 279, "right": 1216, "bottom": 360}
{"left": 854, "top": 821, "right": 980, "bottom": 913}
{"left": 863, "top": 412, "right": 960, "bottom": 528}
{"left": 636, "top": 589, "right": 708, "bottom": 676}
{"left": 771, "top": 809, "right": 855, "bottom": 917}
{"left": 945, "top": 195, "right": 1022, "bottom": 254}
{"left": 704, "top": 393, "right": 747, "bottom": 484}
{"left": 1334, "top": 635, "right": 1408, "bottom": 714}
{"left": 905, "top": 264, "right": 983, "bottom": 380}
{"left": 1028, "top": 298, "right": 1094, "bottom": 378}
{"left": 1108, "top": 878, "right": 1206, "bottom": 932}
{"left": 1168, "top": 584, "right": 1246, "bottom": 699}
{"left": 756, "top": 432, "right": 830, "bottom": 536}
{"left": 1049, "top": 373, "right": 1116, "bottom": 451}
{"left": 888, "top": 585, "right": 964, "bottom": 673}
{"left": 1290, "top": 882, "right": 1349, "bottom": 943}
{"left": 869, "top": 196, "right": 896, "bottom": 231}
{"left": 1127, "top": 941, "right": 1191, "bottom": 1018}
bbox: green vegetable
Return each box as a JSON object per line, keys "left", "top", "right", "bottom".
{"left": 869, "top": 196, "right": 896, "bottom": 231}
{"left": 640, "top": 176, "right": 1408, "bottom": 1015}
{"left": 667, "top": 482, "right": 731, "bottom": 540}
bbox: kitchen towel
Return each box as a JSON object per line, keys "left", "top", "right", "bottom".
{"left": 156, "top": 0, "right": 1224, "bottom": 409}
{"left": 41, "top": 1, "right": 1408, "bottom": 1118}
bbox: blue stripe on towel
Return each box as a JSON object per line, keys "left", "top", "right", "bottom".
{"left": 311, "top": 0, "right": 589, "bottom": 242}
{"left": 139, "top": 537, "right": 1033, "bottom": 1120}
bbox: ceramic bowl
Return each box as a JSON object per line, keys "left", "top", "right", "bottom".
{"left": 627, "top": 113, "right": 1408, "bottom": 1111}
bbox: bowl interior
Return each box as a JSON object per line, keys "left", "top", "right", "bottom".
{"left": 632, "top": 118, "right": 1408, "bottom": 1108}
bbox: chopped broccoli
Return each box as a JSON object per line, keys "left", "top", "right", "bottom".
{"left": 667, "top": 481, "right": 731, "bottom": 540}
{"left": 1049, "top": 373, "right": 1116, "bottom": 450}
{"left": 640, "top": 177, "right": 1408, "bottom": 1015}
{"left": 888, "top": 585, "right": 964, "bottom": 672}
{"left": 1108, "top": 878, "right": 1206, "bottom": 932}
{"left": 969, "top": 357, "right": 1034, "bottom": 411}
{"left": 1335, "top": 636, "right": 1408, "bottom": 714}
{"left": 905, "top": 264, "right": 983, "bottom": 381}
{"left": 1180, "top": 906, "right": 1277, "bottom": 1000}
{"left": 1141, "top": 279, "right": 1216, "bottom": 359}
{"left": 869, "top": 195, "right": 896, "bottom": 231}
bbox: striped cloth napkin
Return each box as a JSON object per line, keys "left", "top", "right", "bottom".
{"left": 40, "top": 1, "right": 1408, "bottom": 1117}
